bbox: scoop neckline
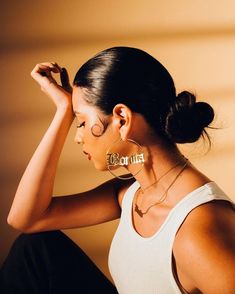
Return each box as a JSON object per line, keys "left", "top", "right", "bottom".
{"left": 128, "top": 181, "right": 215, "bottom": 242}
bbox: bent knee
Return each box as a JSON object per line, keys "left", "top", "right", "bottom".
{"left": 10, "top": 230, "right": 62, "bottom": 253}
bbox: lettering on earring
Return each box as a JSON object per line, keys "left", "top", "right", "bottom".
{"left": 107, "top": 153, "right": 145, "bottom": 166}
{"left": 129, "top": 153, "right": 145, "bottom": 164}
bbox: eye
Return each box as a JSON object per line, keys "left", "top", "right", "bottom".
{"left": 77, "top": 122, "right": 85, "bottom": 128}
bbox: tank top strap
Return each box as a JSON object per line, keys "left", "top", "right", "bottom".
{"left": 120, "top": 180, "right": 140, "bottom": 216}
{"left": 160, "top": 181, "right": 235, "bottom": 243}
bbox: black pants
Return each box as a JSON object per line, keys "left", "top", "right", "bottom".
{"left": 0, "top": 230, "right": 118, "bottom": 294}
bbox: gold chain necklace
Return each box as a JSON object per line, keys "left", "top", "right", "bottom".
{"left": 138, "top": 160, "right": 183, "bottom": 194}
{"left": 134, "top": 159, "right": 188, "bottom": 217}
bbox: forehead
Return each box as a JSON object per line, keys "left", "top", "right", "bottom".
{"left": 72, "top": 87, "right": 96, "bottom": 115}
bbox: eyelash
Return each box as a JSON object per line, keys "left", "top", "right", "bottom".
{"left": 77, "top": 122, "right": 85, "bottom": 128}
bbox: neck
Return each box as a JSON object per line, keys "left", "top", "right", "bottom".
{"left": 127, "top": 142, "right": 186, "bottom": 190}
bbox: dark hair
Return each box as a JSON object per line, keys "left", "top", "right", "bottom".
{"left": 73, "top": 46, "right": 214, "bottom": 144}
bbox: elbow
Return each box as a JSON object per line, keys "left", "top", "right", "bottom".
{"left": 7, "top": 213, "right": 31, "bottom": 233}
{"left": 7, "top": 212, "right": 16, "bottom": 228}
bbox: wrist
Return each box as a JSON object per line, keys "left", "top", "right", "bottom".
{"left": 56, "top": 104, "right": 75, "bottom": 122}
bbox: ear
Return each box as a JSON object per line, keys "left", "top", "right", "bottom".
{"left": 112, "top": 104, "right": 133, "bottom": 140}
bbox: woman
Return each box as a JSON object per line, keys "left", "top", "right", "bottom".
{"left": 1, "top": 47, "right": 235, "bottom": 294}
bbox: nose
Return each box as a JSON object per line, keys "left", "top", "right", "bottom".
{"left": 74, "top": 129, "right": 84, "bottom": 144}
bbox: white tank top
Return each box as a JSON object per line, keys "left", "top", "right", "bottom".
{"left": 108, "top": 181, "right": 233, "bottom": 294}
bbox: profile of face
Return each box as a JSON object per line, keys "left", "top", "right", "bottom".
{"left": 72, "top": 86, "right": 149, "bottom": 174}
{"left": 72, "top": 86, "right": 116, "bottom": 171}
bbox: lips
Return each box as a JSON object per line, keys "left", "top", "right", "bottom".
{"left": 83, "top": 151, "right": 91, "bottom": 160}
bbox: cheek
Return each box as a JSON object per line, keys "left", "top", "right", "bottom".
{"left": 91, "top": 148, "right": 108, "bottom": 170}
{"left": 89, "top": 137, "right": 110, "bottom": 170}
{"left": 91, "top": 123, "right": 105, "bottom": 137}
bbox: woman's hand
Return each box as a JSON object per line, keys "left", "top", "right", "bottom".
{"left": 31, "top": 62, "right": 73, "bottom": 110}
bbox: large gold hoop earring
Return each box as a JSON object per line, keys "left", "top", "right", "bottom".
{"left": 106, "top": 138, "right": 145, "bottom": 180}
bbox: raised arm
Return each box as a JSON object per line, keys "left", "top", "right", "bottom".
{"left": 7, "top": 62, "right": 74, "bottom": 231}
{"left": 7, "top": 63, "right": 123, "bottom": 233}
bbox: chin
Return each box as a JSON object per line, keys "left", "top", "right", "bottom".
{"left": 92, "top": 160, "right": 108, "bottom": 171}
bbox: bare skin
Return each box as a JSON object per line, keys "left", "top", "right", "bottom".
{"left": 8, "top": 63, "right": 235, "bottom": 294}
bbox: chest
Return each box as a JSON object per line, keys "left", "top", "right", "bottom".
{"left": 132, "top": 205, "right": 171, "bottom": 237}
{"left": 108, "top": 204, "right": 182, "bottom": 294}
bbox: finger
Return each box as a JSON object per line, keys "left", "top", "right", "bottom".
{"left": 31, "top": 63, "right": 63, "bottom": 82}
{"left": 41, "top": 71, "right": 47, "bottom": 77}
{"left": 31, "top": 64, "right": 49, "bottom": 78}
{"left": 60, "top": 68, "right": 69, "bottom": 87}
{"left": 60, "top": 68, "right": 72, "bottom": 93}
{"left": 32, "top": 63, "right": 61, "bottom": 76}
{"left": 31, "top": 64, "right": 58, "bottom": 85}
{"left": 43, "top": 62, "right": 63, "bottom": 76}
{"left": 34, "top": 62, "right": 61, "bottom": 69}
{"left": 52, "top": 62, "right": 63, "bottom": 73}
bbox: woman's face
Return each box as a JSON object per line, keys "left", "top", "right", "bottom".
{"left": 72, "top": 86, "right": 116, "bottom": 170}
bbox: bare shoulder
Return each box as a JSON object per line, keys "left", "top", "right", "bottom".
{"left": 115, "top": 177, "right": 136, "bottom": 208}
{"left": 173, "top": 200, "right": 235, "bottom": 293}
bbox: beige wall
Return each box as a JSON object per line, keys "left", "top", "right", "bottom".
{"left": 1, "top": 0, "right": 235, "bottom": 280}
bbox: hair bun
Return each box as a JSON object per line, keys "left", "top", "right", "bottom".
{"left": 164, "top": 91, "right": 214, "bottom": 143}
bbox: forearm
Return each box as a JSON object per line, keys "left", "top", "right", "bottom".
{"left": 8, "top": 107, "right": 74, "bottom": 230}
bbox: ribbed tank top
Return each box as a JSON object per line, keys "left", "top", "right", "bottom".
{"left": 108, "top": 181, "right": 233, "bottom": 294}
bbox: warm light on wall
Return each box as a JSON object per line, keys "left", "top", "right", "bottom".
{"left": 1, "top": 1, "right": 235, "bottom": 281}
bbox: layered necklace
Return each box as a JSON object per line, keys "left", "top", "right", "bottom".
{"left": 134, "top": 159, "right": 188, "bottom": 217}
